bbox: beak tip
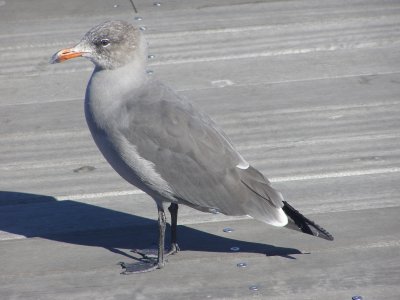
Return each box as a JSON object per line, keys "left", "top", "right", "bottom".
{"left": 49, "top": 47, "right": 85, "bottom": 64}
{"left": 49, "top": 53, "right": 60, "bottom": 64}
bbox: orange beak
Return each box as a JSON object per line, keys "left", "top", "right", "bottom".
{"left": 50, "top": 47, "right": 85, "bottom": 64}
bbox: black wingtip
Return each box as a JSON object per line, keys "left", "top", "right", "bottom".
{"left": 282, "top": 201, "right": 334, "bottom": 241}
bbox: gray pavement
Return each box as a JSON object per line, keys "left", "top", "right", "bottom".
{"left": 1, "top": 0, "right": 400, "bottom": 299}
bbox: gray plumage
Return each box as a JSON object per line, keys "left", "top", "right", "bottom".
{"left": 51, "top": 20, "right": 333, "bottom": 273}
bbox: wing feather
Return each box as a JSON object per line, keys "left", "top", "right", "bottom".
{"left": 117, "top": 79, "right": 286, "bottom": 225}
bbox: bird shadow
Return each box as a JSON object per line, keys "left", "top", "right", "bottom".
{"left": 0, "top": 191, "right": 304, "bottom": 262}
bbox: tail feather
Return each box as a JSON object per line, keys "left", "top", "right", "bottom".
{"left": 282, "top": 201, "right": 334, "bottom": 241}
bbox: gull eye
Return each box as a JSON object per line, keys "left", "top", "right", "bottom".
{"left": 100, "top": 39, "right": 110, "bottom": 47}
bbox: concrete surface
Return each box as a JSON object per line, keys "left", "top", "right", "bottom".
{"left": 1, "top": 0, "right": 400, "bottom": 299}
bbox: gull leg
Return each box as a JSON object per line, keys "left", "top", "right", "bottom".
{"left": 131, "top": 203, "right": 180, "bottom": 258}
{"left": 120, "top": 205, "right": 167, "bottom": 274}
{"left": 167, "top": 203, "right": 180, "bottom": 254}
{"left": 157, "top": 205, "right": 167, "bottom": 268}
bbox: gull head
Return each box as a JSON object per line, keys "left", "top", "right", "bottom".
{"left": 50, "top": 20, "right": 147, "bottom": 70}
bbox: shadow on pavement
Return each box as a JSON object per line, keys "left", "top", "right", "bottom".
{"left": 0, "top": 191, "right": 303, "bottom": 260}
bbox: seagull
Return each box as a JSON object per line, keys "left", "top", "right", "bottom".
{"left": 51, "top": 20, "right": 333, "bottom": 273}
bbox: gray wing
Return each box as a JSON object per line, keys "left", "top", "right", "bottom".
{"left": 117, "top": 79, "right": 287, "bottom": 225}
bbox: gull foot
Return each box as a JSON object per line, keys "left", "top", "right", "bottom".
{"left": 131, "top": 248, "right": 159, "bottom": 259}
{"left": 131, "top": 244, "right": 180, "bottom": 259}
{"left": 119, "top": 244, "right": 180, "bottom": 274}
{"left": 119, "top": 259, "right": 160, "bottom": 274}
{"left": 169, "top": 243, "right": 180, "bottom": 255}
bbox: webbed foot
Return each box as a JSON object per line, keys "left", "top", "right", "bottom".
{"left": 131, "top": 243, "right": 180, "bottom": 259}
{"left": 119, "top": 259, "right": 160, "bottom": 274}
